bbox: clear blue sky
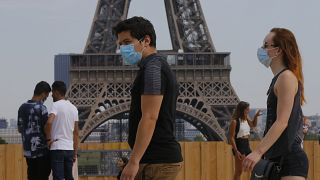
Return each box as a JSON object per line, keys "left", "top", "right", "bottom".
{"left": 0, "top": 0, "right": 319, "bottom": 119}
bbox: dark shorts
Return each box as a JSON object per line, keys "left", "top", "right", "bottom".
{"left": 270, "top": 143, "right": 309, "bottom": 178}
{"left": 234, "top": 138, "right": 251, "bottom": 156}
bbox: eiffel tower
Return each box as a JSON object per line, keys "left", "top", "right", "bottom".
{"left": 54, "top": 0, "right": 239, "bottom": 142}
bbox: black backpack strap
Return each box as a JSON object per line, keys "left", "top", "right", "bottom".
{"left": 235, "top": 118, "right": 240, "bottom": 139}
{"left": 267, "top": 68, "right": 288, "bottom": 95}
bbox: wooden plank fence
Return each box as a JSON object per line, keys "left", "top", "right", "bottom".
{"left": 0, "top": 141, "right": 319, "bottom": 180}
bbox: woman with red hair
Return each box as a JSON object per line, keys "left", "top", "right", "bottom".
{"left": 243, "top": 28, "right": 309, "bottom": 180}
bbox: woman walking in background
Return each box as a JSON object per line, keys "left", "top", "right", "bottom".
{"left": 229, "top": 101, "right": 261, "bottom": 180}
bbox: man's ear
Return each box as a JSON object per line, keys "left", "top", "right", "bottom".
{"left": 143, "top": 35, "right": 151, "bottom": 47}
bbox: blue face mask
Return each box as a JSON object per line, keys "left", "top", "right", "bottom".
{"left": 257, "top": 48, "right": 272, "bottom": 68}
{"left": 120, "top": 42, "right": 145, "bottom": 65}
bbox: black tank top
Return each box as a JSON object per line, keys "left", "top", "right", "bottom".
{"left": 264, "top": 69, "right": 304, "bottom": 159}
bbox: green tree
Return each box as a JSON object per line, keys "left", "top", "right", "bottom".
{"left": 0, "top": 137, "right": 7, "bottom": 144}
{"left": 193, "top": 135, "right": 205, "bottom": 142}
{"left": 304, "top": 133, "right": 319, "bottom": 140}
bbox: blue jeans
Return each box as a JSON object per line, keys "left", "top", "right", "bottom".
{"left": 51, "top": 150, "right": 74, "bottom": 180}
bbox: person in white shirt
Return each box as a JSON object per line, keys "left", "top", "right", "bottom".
{"left": 301, "top": 116, "right": 310, "bottom": 148}
{"left": 45, "top": 81, "right": 79, "bottom": 180}
{"left": 229, "top": 101, "right": 261, "bottom": 180}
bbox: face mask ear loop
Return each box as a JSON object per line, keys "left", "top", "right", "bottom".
{"left": 276, "top": 48, "right": 282, "bottom": 57}
{"left": 141, "top": 47, "right": 146, "bottom": 54}
{"left": 268, "top": 47, "right": 280, "bottom": 60}
{"left": 139, "top": 37, "right": 147, "bottom": 56}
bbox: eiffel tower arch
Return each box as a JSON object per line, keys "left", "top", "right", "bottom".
{"left": 54, "top": 0, "right": 239, "bottom": 142}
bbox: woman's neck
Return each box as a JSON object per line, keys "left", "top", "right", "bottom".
{"left": 240, "top": 117, "right": 247, "bottom": 121}
{"left": 270, "top": 58, "right": 287, "bottom": 76}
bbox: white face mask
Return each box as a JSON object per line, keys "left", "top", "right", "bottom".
{"left": 257, "top": 47, "right": 278, "bottom": 68}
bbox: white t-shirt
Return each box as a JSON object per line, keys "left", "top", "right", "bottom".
{"left": 49, "top": 99, "right": 78, "bottom": 150}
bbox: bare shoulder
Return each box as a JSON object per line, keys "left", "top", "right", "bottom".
{"left": 277, "top": 70, "right": 298, "bottom": 85}
{"left": 275, "top": 70, "right": 298, "bottom": 93}
{"left": 230, "top": 119, "right": 237, "bottom": 125}
{"left": 278, "top": 70, "right": 297, "bottom": 81}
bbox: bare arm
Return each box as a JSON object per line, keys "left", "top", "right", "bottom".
{"left": 45, "top": 113, "right": 55, "bottom": 140}
{"left": 45, "top": 113, "right": 55, "bottom": 145}
{"left": 243, "top": 71, "right": 298, "bottom": 171}
{"left": 73, "top": 121, "right": 79, "bottom": 162}
{"left": 230, "top": 119, "right": 245, "bottom": 160}
{"left": 229, "top": 119, "right": 238, "bottom": 152}
{"left": 247, "top": 109, "right": 261, "bottom": 128}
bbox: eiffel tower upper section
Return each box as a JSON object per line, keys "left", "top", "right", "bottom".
{"left": 54, "top": 0, "right": 240, "bottom": 142}
{"left": 84, "top": 0, "right": 215, "bottom": 53}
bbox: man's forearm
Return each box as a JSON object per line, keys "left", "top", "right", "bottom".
{"left": 73, "top": 134, "right": 79, "bottom": 152}
{"left": 130, "top": 117, "right": 157, "bottom": 164}
{"left": 45, "top": 114, "right": 55, "bottom": 141}
{"left": 73, "top": 121, "right": 79, "bottom": 154}
{"left": 44, "top": 124, "right": 52, "bottom": 140}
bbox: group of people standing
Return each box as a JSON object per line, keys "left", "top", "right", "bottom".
{"left": 18, "top": 81, "right": 79, "bottom": 180}
{"left": 18, "top": 16, "right": 309, "bottom": 180}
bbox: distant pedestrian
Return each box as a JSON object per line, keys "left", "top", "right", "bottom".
{"left": 45, "top": 81, "right": 79, "bottom": 180}
{"left": 117, "top": 157, "right": 129, "bottom": 180}
{"left": 301, "top": 116, "right": 310, "bottom": 148}
{"left": 302, "top": 116, "right": 310, "bottom": 136}
{"left": 18, "top": 81, "right": 52, "bottom": 180}
{"left": 229, "top": 101, "right": 261, "bottom": 180}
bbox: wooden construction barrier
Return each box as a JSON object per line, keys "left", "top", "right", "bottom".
{"left": 0, "top": 141, "right": 319, "bottom": 180}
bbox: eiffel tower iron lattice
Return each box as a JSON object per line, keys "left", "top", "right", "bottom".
{"left": 54, "top": 0, "right": 239, "bottom": 142}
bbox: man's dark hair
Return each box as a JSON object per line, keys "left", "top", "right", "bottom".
{"left": 52, "top": 81, "right": 67, "bottom": 96}
{"left": 34, "top": 81, "right": 51, "bottom": 96}
{"left": 112, "top": 16, "right": 157, "bottom": 47}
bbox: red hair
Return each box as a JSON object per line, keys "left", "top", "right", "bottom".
{"left": 271, "top": 28, "right": 305, "bottom": 105}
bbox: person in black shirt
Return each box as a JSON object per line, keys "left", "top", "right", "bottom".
{"left": 243, "top": 28, "right": 308, "bottom": 179}
{"left": 18, "top": 81, "right": 52, "bottom": 180}
{"left": 113, "top": 16, "right": 183, "bottom": 180}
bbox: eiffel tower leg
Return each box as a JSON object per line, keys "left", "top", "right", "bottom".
{"left": 84, "top": 0, "right": 131, "bottom": 53}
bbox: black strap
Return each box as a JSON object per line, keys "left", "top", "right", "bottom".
{"left": 267, "top": 68, "right": 288, "bottom": 95}
{"left": 235, "top": 118, "right": 240, "bottom": 139}
{"left": 273, "top": 156, "right": 285, "bottom": 174}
